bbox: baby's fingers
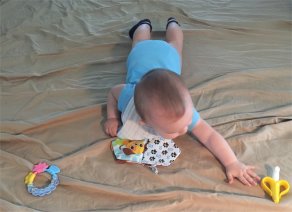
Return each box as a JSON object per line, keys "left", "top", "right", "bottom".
{"left": 104, "top": 124, "right": 116, "bottom": 137}
{"left": 238, "top": 175, "right": 251, "bottom": 186}
{"left": 110, "top": 127, "right": 117, "bottom": 137}
{"left": 109, "top": 123, "right": 118, "bottom": 136}
{"left": 227, "top": 172, "right": 234, "bottom": 184}
{"left": 105, "top": 125, "right": 110, "bottom": 136}
{"left": 247, "top": 167, "right": 261, "bottom": 182}
{"left": 243, "top": 173, "right": 257, "bottom": 186}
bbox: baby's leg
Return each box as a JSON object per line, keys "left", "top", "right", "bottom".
{"left": 132, "top": 25, "right": 151, "bottom": 47}
{"left": 130, "top": 19, "right": 152, "bottom": 48}
{"left": 166, "top": 18, "right": 183, "bottom": 63}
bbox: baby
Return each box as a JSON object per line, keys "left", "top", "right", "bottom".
{"left": 104, "top": 18, "right": 260, "bottom": 186}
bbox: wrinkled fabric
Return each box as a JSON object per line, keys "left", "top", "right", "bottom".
{"left": 1, "top": 0, "right": 291, "bottom": 211}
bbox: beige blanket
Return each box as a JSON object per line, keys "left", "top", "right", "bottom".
{"left": 1, "top": 0, "right": 291, "bottom": 211}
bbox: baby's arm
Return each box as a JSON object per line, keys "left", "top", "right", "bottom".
{"left": 191, "top": 118, "right": 260, "bottom": 186}
{"left": 104, "top": 84, "right": 125, "bottom": 137}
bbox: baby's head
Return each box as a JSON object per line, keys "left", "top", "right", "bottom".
{"left": 134, "top": 69, "right": 194, "bottom": 139}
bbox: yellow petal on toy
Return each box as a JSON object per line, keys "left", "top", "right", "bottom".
{"left": 261, "top": 177, "right": 273, "bottom": 196}
{"left": 279, "top": 180, "right": 290, "bottom": 200}
{"left": 24, "top": 172, "right": 36, "bottom": 185}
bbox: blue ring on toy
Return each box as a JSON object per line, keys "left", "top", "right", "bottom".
{"left": 24, "top": 163, "right": 60, "bottom": 197}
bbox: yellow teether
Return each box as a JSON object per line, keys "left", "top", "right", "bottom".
{"left": 24, "top": 172, "right": 36, "bottom": 185}
{"left": 261, "top": 166, "right": 290, "bottom": 203}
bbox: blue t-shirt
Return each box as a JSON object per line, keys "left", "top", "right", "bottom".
{"left": 126, "top": 40, "right": 181, "bottom": 84}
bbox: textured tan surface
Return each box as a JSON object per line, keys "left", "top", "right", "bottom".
{"left": 1, "top": 0, "right": 291, "bottom": 211}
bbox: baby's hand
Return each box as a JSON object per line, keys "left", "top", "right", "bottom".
{"left": 104, "top": 118, "right": 120, "bottom": 137}
{"left": 225, "top": 160, "right": 261, "bottom": 186}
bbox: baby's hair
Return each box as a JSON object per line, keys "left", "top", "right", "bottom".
{"left": 134, "top": 69, "right": 187, "bottom": 121}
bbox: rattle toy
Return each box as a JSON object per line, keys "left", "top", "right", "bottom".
{"left": 24, "top": 162, "right": 60, "bottom": 197}
{"left": 261, "top": 166, "right": 290, "bottom": 203}
{"left": 111, "top": 137, "right": 181, "bottom": 174}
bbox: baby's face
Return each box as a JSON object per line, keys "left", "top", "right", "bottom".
{"left": 146, "top": 97, "right": 194, "bottom": 139}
